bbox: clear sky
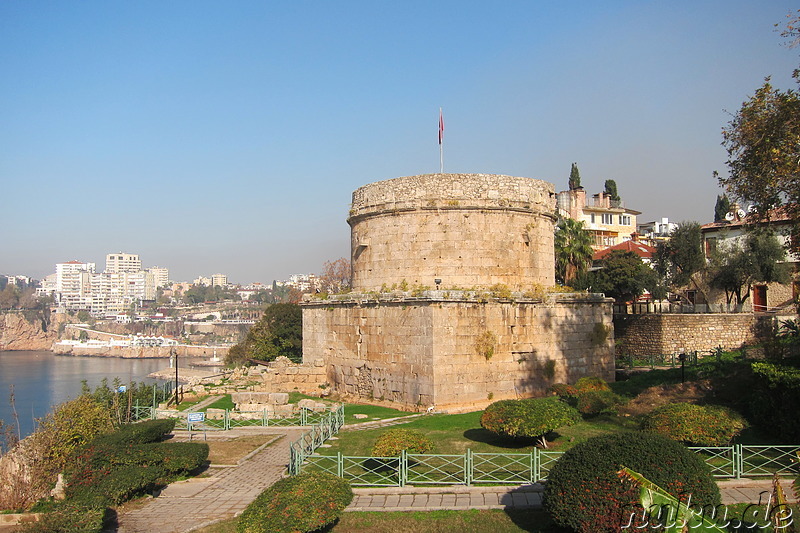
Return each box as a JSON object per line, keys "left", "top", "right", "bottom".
{"left": 1, "top": 1, "right": 798, "bottom": 284}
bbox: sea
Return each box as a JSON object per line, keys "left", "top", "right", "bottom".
{"left": 0, "top": 350, "right": 168, "bottom": 440}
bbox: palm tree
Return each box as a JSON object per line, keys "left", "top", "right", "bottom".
{"left": 555, "top": 218, "right": 593, "bottom": 285}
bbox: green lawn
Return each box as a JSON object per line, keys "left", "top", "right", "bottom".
{"left": 321, "top": 411, "right": 639, "bottom": 457}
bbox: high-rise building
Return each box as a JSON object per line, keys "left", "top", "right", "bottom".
{"left": 105, "top": 252, "right": 141, "bottom": 274}
{"left": 211, "top": 273, "right": 228, "bottom": 287}
{"left": 148, "top": 267, "right": 170, "bottom": 288}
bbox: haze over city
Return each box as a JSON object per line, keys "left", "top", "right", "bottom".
{"left": 2, "top": 1, "right": 798, "bottom": 283}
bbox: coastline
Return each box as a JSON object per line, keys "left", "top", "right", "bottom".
{"left": 52, "top": 341, "right": 229, "bottom": 359}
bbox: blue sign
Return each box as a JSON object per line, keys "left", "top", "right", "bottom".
{"left": 187, "top": 412, "right": 205, "bottom": 423}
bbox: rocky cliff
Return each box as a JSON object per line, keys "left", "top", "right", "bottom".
{"left": 0, "top": 311, "right": 61, "bottom": 351}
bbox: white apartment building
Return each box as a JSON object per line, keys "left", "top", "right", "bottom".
{"left": 105, "top": 253, "right": 141, "bottom": 274}
{"left": 52, "top": 253, "right": 160, "bottom": 316}
{"left": 148, "top": 267, "right": 170, "bottom": 288}
{"left": 211, "top": 273, "right": 228, "bottom": 287}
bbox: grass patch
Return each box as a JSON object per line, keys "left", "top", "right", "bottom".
{"left": 204, "top": 394, "right": 235, "bottom": 411}
{"left": 345, "top": 404, "right": 415, "bottom": 424}
{"left": 206, "top": 434, "right": 278, "bottom": 465}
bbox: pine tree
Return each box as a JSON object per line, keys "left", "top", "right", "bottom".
{"left": 714, "top": 194, "right": 731, "bottom": 222}
{"left": 568, "top": 163, "right": 581, "bottom": 190}
{"left": 603, "top": 179, "right": 620, "bottom": 202}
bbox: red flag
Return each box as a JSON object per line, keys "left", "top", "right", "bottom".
{"left": 438, "top": 108, "right": 444, "bottom": 145}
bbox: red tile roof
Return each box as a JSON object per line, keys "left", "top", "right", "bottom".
{"left": 593, "top": 240, "right": 657, "bottom": 261}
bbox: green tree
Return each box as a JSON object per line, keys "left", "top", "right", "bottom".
{"left": 583, "top": 250, "right": 659, "bottom": 303}
{"left": 708, "top": 229, "right": 789, "bottom": 310}
{"left": 656, "top": 221, "right": 705, "bottom": 289}
{"left": 568, "top": 162, "right": 582, "bottom": 190}
{"left": 554, "top": 218, "right": 594, "bottom": 285}
{"left": 225, "top": 303, "right": 303, "bottom": 365}
{"left": 716, "top": 17, "right": 800, "bottom": 253}
{"left": 0, "top": 284, "right": 19, "bottom": 310}
{"left": 714, "top": 194, "right": 731, "bottom": 222}
{"left": 603, "top": 179, "right": 620, "bottom": 202}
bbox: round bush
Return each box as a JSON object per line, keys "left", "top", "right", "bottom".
{"left": 576, "top": 389, "right": 622, "bottom": 416}
{"left": 574, "top": 376, "right": 611, "bottom": 392}
{"left": 371, "top": 428, "right": 434, "bottom": 456}
{"left": 236, "top": 471, "right": 353, "bottom": 533}
{"left": 549, "top": 383, "right": 578, "bottom": 398}
{"left": 544, "top": 432, "right": 720, "bottom": 533}
{"left": 641, "top": 402, "right": 747, "bottom": 446}
{"left": 480, "top": 397, "right": 580, "bottom": 440}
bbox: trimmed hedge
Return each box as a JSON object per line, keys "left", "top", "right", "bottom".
{"left": 574, "top": 376, "right": 611, "bottom": 392}
{"left": 371, "top": 428, "right": 434, "bottom": 456}
{"left": 544, "top": 432, "right": 720, "bottom": 533}
{"left": 21, "top": 501, "right": 106, "bottom": 533}
{"left": 236, "top": 472, "right": 353, "bottom": 533}
{"left": 480, "top": 397, "right": 580, "bottom": 440}
{"left": 92, "top": 418, "right": 176, "bottom": 446}
{"left": 641, "top": 402, "right": 747, "bottom": 446}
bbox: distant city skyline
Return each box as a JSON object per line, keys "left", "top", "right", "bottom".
{"left": 2, "top": 1, "right": 798, "bottom": 282}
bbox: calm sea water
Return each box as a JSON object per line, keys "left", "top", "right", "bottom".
{"left": 0, "top": 350, "right": 168, "bottom": 439}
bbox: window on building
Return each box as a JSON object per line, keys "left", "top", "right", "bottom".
{"left": 602, "top": 213, "right": 613, "bottom": 225}
{"left": 705, "top": 237, "right": 717, "bottom": 257}
{"left": 590, "top": 213, "right": 596, "bottom": 224}
{"left": 619, "top": 215, "right": 631, "bottom": 225}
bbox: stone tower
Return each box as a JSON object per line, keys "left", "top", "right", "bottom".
{"left": 302, "top": 173, "right": 614, "bottom": 412}
{"left": 348, "top": 173, "right": 556, "bottom": 291}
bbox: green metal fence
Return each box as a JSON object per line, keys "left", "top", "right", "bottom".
{"left": 142, "top": 405, "right": 344, "bottom": 432}
{"left": 295, "top": 444, "right": 800, "bottom": 487}
{"left": 288, "top": 405, "right": 346, "bottom": 475}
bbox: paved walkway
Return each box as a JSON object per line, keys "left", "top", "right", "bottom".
{"left": 116, "top": 428, "right": 302, "bottom": 533}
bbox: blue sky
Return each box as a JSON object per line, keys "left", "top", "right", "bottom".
{"left": 1, "top": 1, "right": 798, "bottom": 283}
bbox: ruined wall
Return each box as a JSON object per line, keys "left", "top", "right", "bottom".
{"left": 303, "top": 293, "right": 614, "bottom": 412}
{"left": 614, "top": 313, "right": 775, "bottom": 356}
{"left": 348, "top": 174, "right": 556, "bottom": 291}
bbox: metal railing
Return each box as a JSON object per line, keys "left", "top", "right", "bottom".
{"left": 295, "top": 444, "right": 800, "bottom": 487}
{"left": 288, "top": 404, "right": 346, "bottom": 475}
{"left": 140, "top": 404, "right": 343, "bottom": 432}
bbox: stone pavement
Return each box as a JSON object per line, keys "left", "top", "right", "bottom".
{"left": 115, "top": 428, "right": 302, "bottom": 533}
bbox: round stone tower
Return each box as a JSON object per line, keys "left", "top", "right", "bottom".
{"left": 347, "top": 173, "right": 556, "bottom": 291}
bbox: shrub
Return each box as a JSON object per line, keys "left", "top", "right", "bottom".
{"left": 574, "top": 376, "right": 611, "bottom": 392}
{"left": 236, "top": 472, "right": 353, "bottom": 533}
{"left": 480, "top": 397, "right": 580, "bottom": 446}
{"left": 371, "top": 428, "right": 434, "bottom": 456}
{"left": 748, "top": 361, "right": 800, "bottom": 441}
{"left": 549, "top": 383, "right": 578, "bottom": 398}
{"left": 544, "top": 432, "right": 720, "bottom": 533}
{"left": 92, "top": 418, "right": 175, "bottom": 446}
{"left": 641, "top": 402, "right": 747, "bottom": 446}
{"left": 575, "top": 389, "right": 623, "bottom": 416}
{"left": 20, "top": 501, "right": 106, "bottom": 533}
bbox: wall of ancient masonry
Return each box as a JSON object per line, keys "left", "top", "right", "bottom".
{"left": 614, "top": 313, "right": 777, "bottom": 356}
{"left": 253, "top": 357, "right": 328, "bottom": 394}
{"left": 348, "top": 174, "right": 556, "bottom": 291}
{"left": 303, "top": 294, "right": 614, "bottom": 412}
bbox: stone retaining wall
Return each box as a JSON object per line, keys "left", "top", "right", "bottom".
{"left": 614, "top": 313, "right": 776, "bottom": 357}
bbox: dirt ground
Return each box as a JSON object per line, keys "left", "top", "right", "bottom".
{"left": 617, "top": 380, "right": 715, "bottom": 416}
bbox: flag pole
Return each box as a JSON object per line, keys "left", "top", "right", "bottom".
{"left": 439, "top": 108, "right": 444, "bottom": 174}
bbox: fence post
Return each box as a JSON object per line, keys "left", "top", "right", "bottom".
{"left": 735, "top": 444, "right": 743, "bottom": 479}
{"left": 400, "top": 449, "right": 407, "bottom": 487}
{"left": 466, "top": 449, "right": 472, "bottom": 486}
{"left": 301, "top": 408, "right": 307, "bottom": 427}
{"left": 533, "top": 448, "right": 539, "bottom": 483}
{"left": 225, "top": 409, "right": 230, "bottom": 431}
{"left": 338, "top": 451, "right": 343, "bottom": 478}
